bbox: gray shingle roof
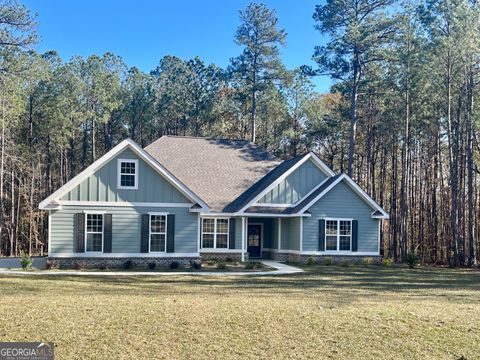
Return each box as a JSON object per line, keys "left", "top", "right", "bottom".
{"left": 145, "top": 136, "right": 281, "bottom": 211}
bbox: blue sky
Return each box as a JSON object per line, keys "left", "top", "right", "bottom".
{"left": 23, "top": 0, "right": 332, "bottom": 92}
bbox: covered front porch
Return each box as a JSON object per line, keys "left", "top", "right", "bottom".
{"left": 239, "top": 216, "right": 303, "bottom": 261}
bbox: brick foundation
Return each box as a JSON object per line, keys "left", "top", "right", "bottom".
{"left": 262, "top": 251, "right": 382, "bottom": 264}
{"left": 200, "top": 252, "right": 248, "bottom": 261}
{"left": 48, "top": 257, "right": 199, "bottom": 270}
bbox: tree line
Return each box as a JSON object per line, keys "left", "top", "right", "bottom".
{"left": 0, "top": 0, "right": 479, "bottom": 266}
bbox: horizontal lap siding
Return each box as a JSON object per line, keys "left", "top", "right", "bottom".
{"left": 50, "top": 206, "right": 198, "bottom": 254}
{"left": 61, "top": 148, "right": 189, "bottom": 203}
{"left": 259, "top": 159, "right": 327, "bottom": 204}
{"left": 302, "top": 181, "right": 379, "bottom": 253}
{"left": 234, "top": 217, "right": 243, "bottom": 249}
{"left": 280, "top": 217, "right": 300, "bottom": 251}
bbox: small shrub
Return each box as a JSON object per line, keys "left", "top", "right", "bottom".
{"left": 406, "top": 252, "right": 419, "bottom": 269}
{"left": 323, "top": 257, "right": 333, "bottom": 266}
{"left": 170, "top": 261, "right": 180, "bottom": 270}
{"left": 190, "top": 259, "right": 202, "bottom": 270}
{"left": 123, "top": 260, "right": 133, "bottom": 270}
{"left": 216, "top": 261, "right": 227, "bottom": 270}
{"left": 382, "top": 258, "right": 394, "bottom": 267}
{"left": 148, "top": 262, "right": 156, "bottom": 270}
{"left": 99, "top": 264, "right": 108, "bottom": 271}
{"left": 206, "top": 260, "right": 215, "bottom": 266}
{"left": 20, "top": 252, "right": 32, "bottom": 271}
{"left": 73, "top": 260, "right": 86, "bottom": 270}
{"left": 361, "top": 257, "right": 374, "bottom": 266}
{"left": 45, "top": 260, "right": 58, "bottom": 270}
{"left": 225, "top": 257, "right": 234, "bottom": 263}
{"left": 340, "top": 259, "right": 351, "bottom": 267}
{"left": 245, "top": 261, "right": 262, "bottom": 269}
{"left": 244, "top": 262, "right": 255, "bottom": 269}
{"left": 306, "top": 256, "right": 316, "bottom": 266}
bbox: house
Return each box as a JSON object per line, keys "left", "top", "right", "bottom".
{"left": 39, "top": 136, "right": 389, "bottom": 268}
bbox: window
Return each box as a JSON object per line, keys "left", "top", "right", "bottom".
{"left": 118, "top": 159, "right": 138, "bottom": 189}
{"left": 150, "top": 214, "right": 167, "bottom": 252}
{"left": 201, "top": 218, "right": 229, "bottom": 249}
{"left": 324, "top": 219, "right": 351, "bottom": 252}
{"left": 86, "top": 213, "right": 103, "bottom": 252}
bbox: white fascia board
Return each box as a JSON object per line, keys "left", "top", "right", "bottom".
{"left": 58, "top": 201, "right": 194, "bottom": 208}
{"left": 39, "top": 138, "right": 209, "bottom": 211}
{"left": 199, "top": 212, "right": 311, "bottom": 218}
{"left": 239, "top": 152, "right": 335, "bottom": 213}
{"left": 309, "top": 152, "right": 336, "bottom": 177}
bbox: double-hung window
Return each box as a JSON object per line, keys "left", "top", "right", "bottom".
{"left": 325, "top": 219, "right": 351, "bottom": 252}
{"left": 86, "top": 213, "right": 103, "bottom": 252}
{"left": 149, "top": 214, "right": 167, "bottom": 252}
{"left": 201, "top": 218, "right": 229, "bottom": 249}
{"left": 118, "top": 159, "right": 138, "bottom": 189}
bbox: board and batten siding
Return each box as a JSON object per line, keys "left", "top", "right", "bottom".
{"left": 302, "top": 181, "right": 380, "bottom": 253}
{"left": 61, "top": 148, "right": 189, "bottom": 203}
{"left": 258, "top": 159, "right": 327, "bottom": 204}
{"left": 50, "top": 206, "right": 198, "bottom": 254}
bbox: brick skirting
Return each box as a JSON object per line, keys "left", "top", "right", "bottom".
{"left": 262, "top": 251, "right": 382, "bottom": 264}
{"left": 48, "top": 257, "right": 200, "bottom": 269}
{"left": 200, "top": 252, "right": 248, "bottom": 261}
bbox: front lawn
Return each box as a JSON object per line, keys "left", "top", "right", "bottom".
{"left": 0, "top": 265, "right": 479, "bottom": 359}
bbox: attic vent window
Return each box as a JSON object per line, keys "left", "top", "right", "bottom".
{"left": 118, "top": 159, "right": 138, "bottom": 190}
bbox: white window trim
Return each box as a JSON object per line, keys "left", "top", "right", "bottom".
{"left": 85, "top": 213, "right": 104, "bottom": 253}
{"left": 148, "top": 212, "right": 168, "bottom": 253}
{"left": 117, "top": 159, "right": 139, "bottom": 190}
{"left": 201, "top": 217, "right": 229, "bottom": 250}
{"left": 324, "top": 218, "right": 352, "bottom": 253}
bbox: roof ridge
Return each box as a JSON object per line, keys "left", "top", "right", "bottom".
{"left": 163, "top": 135, "right": 251, "bottom": 142}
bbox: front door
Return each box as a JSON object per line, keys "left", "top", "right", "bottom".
{"left": 247, "top": 224, "right": 262, "bottom": 258}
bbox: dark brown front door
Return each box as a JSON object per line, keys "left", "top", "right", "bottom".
{"left": 247, "top": 224, "right": 262, "bottom": 258}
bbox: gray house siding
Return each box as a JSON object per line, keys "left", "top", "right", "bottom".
{"left": 302, "top": 181, "right": 379, "bottom": 253}
{"left": 61, "top": 148, "right": 189, "bottom": 203}
{"left": 280, "top": 217, "right": 301, "bottom": 251}
{"left": 50, "top": 206, "right": 198, "bottom": 254}
{"left": 258, "top": 159, "right": 327, "bottom": 204}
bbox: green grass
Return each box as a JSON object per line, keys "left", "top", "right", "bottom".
{"left": 0, "top": 265, "right": 479, "bottom": 359}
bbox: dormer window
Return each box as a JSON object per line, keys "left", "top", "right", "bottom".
{"left": 117, "top": 159, "right": 138, "bottom": 189}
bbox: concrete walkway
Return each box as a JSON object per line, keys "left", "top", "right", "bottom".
{"left": 0, "top": 260, "right": 303, "bottom": 277}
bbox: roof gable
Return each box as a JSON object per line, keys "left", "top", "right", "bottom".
{"left": 60, "top": 148, "right": 189, "bottom": 204}
{"left": 256, "top": 158, "right": 329, "bottom": 205}
{"left": 293, "top": 174, "right": 389, "bottom": 219}
{"left": 39, "top": 139, "right": 208, "bottom": 210}
{"left": 227, "top": 152, "right": 335, "bottom": 213}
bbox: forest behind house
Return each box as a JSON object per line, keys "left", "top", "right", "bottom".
{"left": 0, "top": 0, "right": 479, "bottom": 266}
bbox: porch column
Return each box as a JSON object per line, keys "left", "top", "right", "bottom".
{"left": 241, "top": 217, "right": 246, "bottom": 262}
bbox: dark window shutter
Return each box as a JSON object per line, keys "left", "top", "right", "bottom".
{"left": 318, "top": 219, "right": 325, "bottom": 251}
{"left": 352, "top": 220, "right": 358, "bottom": 252}
{"left": 103, "top": 214, "right": 112, "bottom": 253}
{"left": 167, "top": 214, "right": 175, "bottom": 253}
{"left": 76, "top": 213, "right": 85, "bottom": 253}
{"left": 229, "top": 218, "right": 236, "bottom": 249}
{"left": 141, "top": 214, "right": 149, "bottom": 253}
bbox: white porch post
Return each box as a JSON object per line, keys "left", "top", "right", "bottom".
{"left": 299, "top": 217, "right": 303, "bottom": 252}
{"left": 241, "top": 217, "right": 246, "bottom": 262}
{"left": 278, "top": 218, "right": 282, "bottom": 250}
